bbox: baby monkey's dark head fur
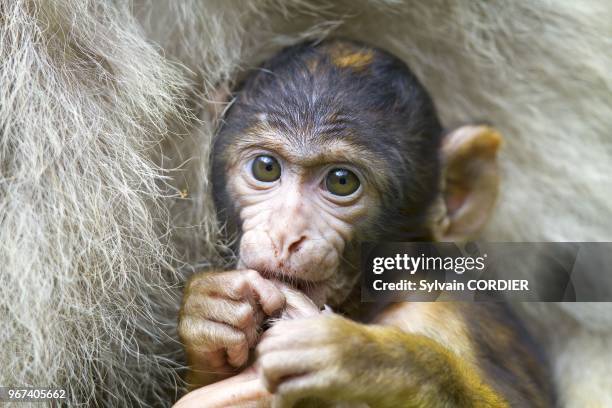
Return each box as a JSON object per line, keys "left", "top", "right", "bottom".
{"left": 215, "top": 39, "right": 443, "bottom": 241}
{"left": 212, "top": 39, "right": 500, "bottom": 305}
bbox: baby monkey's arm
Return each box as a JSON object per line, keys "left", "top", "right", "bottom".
{"left": 257, "top": 302, "right": 549, "bottom": 408}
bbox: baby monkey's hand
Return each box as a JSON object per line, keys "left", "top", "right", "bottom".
{"left": 178, "top": 269, "right": 285, "bottom": 385}
{"left": 174, "top": 285, "right": 324, "bottom": 408}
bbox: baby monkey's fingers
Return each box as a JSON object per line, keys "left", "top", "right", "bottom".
{"left": 183, "top": 296, "right": 262, "bottom": 346}
{"left": 272, "top": 281, "right": 321, "bottom": 320}
{"left": 180, "top": 270, "right": 286, "bottom": 370}
{"left": 180, "top": 317, "right": 247, "bottom": 360}
{"left": 189, "top": 269, "right": 286, "bottom": 316}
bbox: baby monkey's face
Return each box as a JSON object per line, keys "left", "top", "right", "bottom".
{"left": 210, "top": 39, "right": 474, "bottom": 305}
{"left": 211, "top": 40, "right": 500, "bottom": 307}
{"left": 226, "top": 130, "right": 382, "bottom": 300}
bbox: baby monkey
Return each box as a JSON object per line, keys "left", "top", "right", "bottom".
{"left": 178, "top": 40, "right": 552, "bottom": 407}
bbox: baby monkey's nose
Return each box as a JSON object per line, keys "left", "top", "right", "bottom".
{"left": 287, "top": 235, "right": 307, "bottom": 254}
{"left": 275, "top": 233, "right": 307, "bottom": 264}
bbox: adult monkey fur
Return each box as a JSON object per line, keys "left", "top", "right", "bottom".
{"left": 1, "top": 0, "right": 611, "bottom": 407}
{"left": 177, "top": 39, "right": 552, "bottom": 407}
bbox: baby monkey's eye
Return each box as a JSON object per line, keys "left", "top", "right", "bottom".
{"left": 325, "top": 168, "right": 360, "bottom": 196}
{"left": 251, "top": 155, "right": 281, "bottom": 182}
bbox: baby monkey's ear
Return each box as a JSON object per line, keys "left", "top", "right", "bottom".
{"left": 432, "top": 125, "right": 503, "bottom": 241}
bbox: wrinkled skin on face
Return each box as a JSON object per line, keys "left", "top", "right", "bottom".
{"left": 228, "top": 136, "right": 381, "bottom": 305}
{"left": 212, "top": 40, "right": 443, "bottom": 306}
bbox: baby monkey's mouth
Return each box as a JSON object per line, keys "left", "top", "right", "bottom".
{"left": 258, "top": 268, "right": 319, "bottom": 290}
{"left": 236, "top": 256, "right": 334, "bottom": 305}
{"left": 257, "top": 268, "right": 331, "bottom": 304}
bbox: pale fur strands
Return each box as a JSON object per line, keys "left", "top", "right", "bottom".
{"left": 2, "top": 0, "right": 612, "bottom": 407}
{"left": 0, "top": 0, "right": 193, "bottom": 406}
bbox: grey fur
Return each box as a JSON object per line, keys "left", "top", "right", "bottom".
{"left": 1, "top": 0, "right": 611, "bottom": 406}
